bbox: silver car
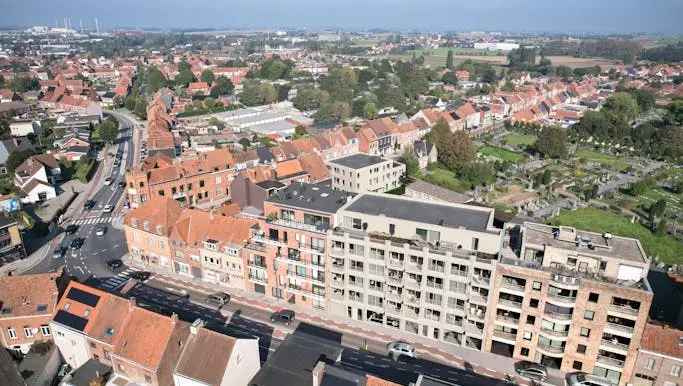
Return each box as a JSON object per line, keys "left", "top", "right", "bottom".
{"left": 387, "top": 341, "right": 416, "bottom": 360}
{"left": 566, "top": 373, "right": 614, "bottom": 386}
{"left": 514, "top": 361, "right": 548, "bottom": 382}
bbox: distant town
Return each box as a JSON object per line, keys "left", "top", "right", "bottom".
{"left": 0, "top": 21, "right": 682, "bottom": 386}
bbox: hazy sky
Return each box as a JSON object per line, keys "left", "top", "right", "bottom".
{"left": 2, "top": 0, "right": 682, "bottom": 34}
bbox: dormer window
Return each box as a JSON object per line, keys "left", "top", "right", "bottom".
{"left": 204, "top": 239, "right": 218, "bottom": 251}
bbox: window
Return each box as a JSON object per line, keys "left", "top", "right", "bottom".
{"left": 671, "top": 365, "right": 681, "bottom": 377}
{"left": 7, "top": 327, "right": 16, "bottom": 339}
{"left": 40, "top": 325, "right": 50, "bottom": 336}
{"left": 523, "top": 331, "right": 532, "bottom": 341}
{"left": 577, "top": 344, "right": 587, "bottom": 354}
{"left": 24, "top": 327, "right": 35, "bottom": 338}
{"left": 529, "top": 298, "right": 539, "bottom": 308}
{"left": 532, "top": 281, "right": 542, "bottom": 291}
{"left": 645, "top": 358, "right": 656, "bottom": 370}
{"left": 520, "top": 347, "right": 530, "bottom": 356}
{"left": 580, "top": 327, "right": 590, "bottom": 337}
{"left": 526, "top": 315, "right": 536, "bottom": 325}
{"left": 584, "top": 310, "right": 595, "bottom": 320}
{"left": 573, "top": 361, "right": 583, "bottom": 371}
{"left": 588, "top": 292, "right": 599, "bottom": 303}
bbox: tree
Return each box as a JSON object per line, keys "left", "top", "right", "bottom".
{"left": 293, "top": 87, "right": 328, "bottom": 111}
{"left": 628, "top": 89, "right": 655, "bottom": 113}
{"left": 501, "top": 81, "right": 514, "bottom": 92}
{"left": 315, "top": 101, "right": 351, "bottom": 124}
{"left": 134, "top": 98, "right": 148, "bottom": 119}
{"left": 672, "top": 179, "right": 683, "bottom": 194}
{"left": 256, "top": 58, "right": 293, "bottom": 80}
{"left": 363, "top": 102, "right": 378, "bottom": 119}
{"left": 555, "top": 65, "right": 572, "bottom": 79}
{"left": 293, "top": 125, "right": 308, "bottom": 139}
{"left": 175, "top": 68, "right": 196, "bottom": 87}
{"left": 536, "top": 126, "right": 567, "bottom": 159}
{"left": 441, "top": 71, "right": 458, "bottom": 86}
{"left": 200, "top": 69, "right": 215, "bottom": 85}
{"left": 320, "top": 67, "right": 357, "bottom": 103}
{"left": 97, "top": 117, "right": 119, "bottom": 144}
{"left": 441, "top": 130, "right": 475, "bottom": 170}
{"left": 446, "top": 49, "right": 454, "bottom": 70}
{"left": 401, "top": 148, "right": 420, "bottom": 177}
{"left": 649, "top": 198, "right": 667, "bottom": 230}
{"left": 259, "top": 83, "right": 277, "bottom": 104}
{"left": 147, "top": 66, "right": 167, "bottom": 93}
{"left": 541, "top": 169, "right": 552, "bottom": 185}
{"left": 210, "top": 76, "right": 234, "bottom": 97}
{"left": 124, "top": 96, "right": 137, "bottom": 111}
{"left": 603, "top": 92, "right": 639, "bottom": 123}
{"left": 459, "top": 162, "right": 495, "bottom": 188}
{"left": 7, "top": 150, "right": 35, "bottom": 173}
{"left": 0, "top": 74, "right": 4, "bottom": 88}
{"left": 239, "top": 137, "right": 251, "bottom": 149}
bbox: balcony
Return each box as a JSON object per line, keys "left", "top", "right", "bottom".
{"left": 426, "top": 281, "right": 444, "bottom": 290}
{"left": 597, "top": 355, "right": 625, "bottom": 369}
{"left": 470, "top": 293, "right": 488, "bottom": 305}
{"left": 297, "top": 241, "right": 326, "bottom": 255}
{"left": 248, "top": 274, "right": 267, "bottom": 285}
{"left": 269, "top": 217, "right": 328, "bottom": 233}
{"left": 385, "top": 305, "right": 402, "bottom": 316}
{"left": 501, "top": 281, "right": 526, "bottom": 294}
{"left": 605, "top": 323, "right": 634, "bottom": 336}
{"left": 472, "top": 275, "right": 491, "bottom": 286}
{"left": 498, "top": 299, "right": 523, "bottom": 311}
{"left": 538, "top": 342, "right": 565, "bottom": 356}
{"left": 403, "top": 294, "right": 421, "bottom": 306}
{"left": 550, "top": 273, "right": 580, "bottom": 289}
{"left": 540, "top": 327, "right": 569, "bottom": 339}
{"left": 425, "top": 297, "right": 443, "bottom": 307}
{"left": 348, "top": 279, "right": 364, "bottom": 289}
{"left": 492, "top": 330, "right": 518, "bottom": 342}
{"left": 543, "top": 309, "right": 573, "bottom": 321}
{"left": 495, "top": 315, "right": 520, "bottom": 326}
{"left": 248, "top": 260, "right": 267, "bottom": 270}
{"left": 428, "top": 264, "right": 445, "bottom": 274}
{"left": 385, "top": 291, "right": 403, "bottom": 303}
{"left": 386, "top": 275, "right": 404, "bottom": 285}
{"left": 547, "top": 293, "right": 577, "bottom": 306}
{"left": 388, "top": 259, "right": 404, "bottom": 269}
{"left": 608, "top": 304, "right": 640, "bottom": 318}
{"left": 406, "top": 262, "right": 423, "bottom": 272}
{"left": 404, "top": 278, "right": 422, "bottom": 290}
{"left": 330, "top": 246, "right": 345, "bottom": 256}
{"left": 403, "top": 307, "right": 421, "bottom": 318}
{"left": 252, "top": 234, "right": 286, "bottom": 247}
{"left": 331, "top": 260, "right": 345, "bottom": 273}
{"left": 331, "top": 291, "right": 345, "bottom": 301}
{"left": 600, "top": 339, "right": 629, "bottom": 354}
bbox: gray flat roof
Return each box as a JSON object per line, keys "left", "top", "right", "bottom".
{"left": 329, "top": 154, "right": 386, "bottom": 169}
{"left": 268, "top": 182, "right": 353, "bottom": 214}
{"left": 345, "top": 194, "right": 492, "bottom": 232}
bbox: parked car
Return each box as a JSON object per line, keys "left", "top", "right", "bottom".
{"left": 387, "top": 341, "right": 416, "bottom": 360}
{"left": 270, "top": 309, "right": 295, "bottom": 325}
{"left": 104, "top": 177, "right": 112, "bottom": 185}
{"left": 566, "top": 373, "right": 614, "bottom": 386}
{"left": 95, "top": 225, "right": 107, "bottom": 236}
{"left": 70, "top": 238, "right": 84, "bottom": 250}
{"left": 52, "top": 247, "right": 65, "bottom": 259}
{"left": 84, "top": 200, "right": 96, "bottom": 209}
{"left": 106, "top": 259, "right": 123, "bottom": 270}
{"left": 129, "top": 271, "right": 151, "bottom": 281}
{"left": 103, "top": 204, "right": 114, "bottom": 213}
{"left": 514, "top": 361, "right": 548, "bottom": 382}
{"left": 65, "top": 224, "right": 79, "bottom": 235}
{"left": 206, "top": 292, "right": 231, "bottom": 306}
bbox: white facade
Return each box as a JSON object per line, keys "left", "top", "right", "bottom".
{"left": 473, "top": 42, "right": 520, "bottom": 51}
{"left": 10, "top": 120, "right": 39, "bottom": 137}
{"left": 50, "top": 322, "right": 91, "bottom": 369}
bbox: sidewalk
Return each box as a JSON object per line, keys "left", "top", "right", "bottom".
{"left": 124, "top": 256, "right": 563, "bottom": 384}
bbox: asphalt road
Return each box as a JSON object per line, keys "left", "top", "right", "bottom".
{"left": 28, "top": 111, "right": 138, "bottom": 280}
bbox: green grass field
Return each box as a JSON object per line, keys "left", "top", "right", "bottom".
{"left": 550, "top": 208, "right": 683, "bottom": 264}
{"left": 503, "top": 133, "right": 537, "bottom": 147}
{"left": 478, "top": 145, "right": 527, "bottom": 163}
{"left": 421, "top": 166, "right": 470, "bottom": 193}
{"left": 575, "top": 149, "right": 630, "bottom": 171}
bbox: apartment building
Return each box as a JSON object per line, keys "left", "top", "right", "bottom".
{"left": 485, "top": 223, "right": 653, "bottom": 386}
{"left": 244, "top": 182, "right": 352, "bottom": 310}
{"left": 328, "top": 154, "right": 406, "bottom": 194}
{"left": 50, "top": 281, "right": 260, "bottom": 386}
{"left": 327, "top": 193, "right": 503, "bottom": 350}
{"left": 125, "top": 148, "right": 236, "bottom": 208}
{"left": 124, "top": 196, "right": 258, "bottom": 288}
{"left": 0, "top": 213, "right": 26, "bottom": 265}
{"left": 0, "top": 272, "right": 60, "bottom": 354}
{"left": 632, "top": 323, "right": 683, "bottom": 386}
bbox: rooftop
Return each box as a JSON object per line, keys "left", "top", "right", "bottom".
{"left": 329, "top": 154, "right": 387, "bottom": 170}
{"left": 523, "top": 222, "right": 647, "bottom": 263}
{"left": 174, "top": 326, "right": 241, "bottom": 385}
{"left": 0, "top": 272, "right": 59, "bottom": 318}
{"left": 344, "top": 194, "right": 494, "bottom": 233}
{"left": 268, "top": 182, "right": 353, "bottom": 214}
{"left": 640, "top": 322, "right": 683, "bottom": 359}
{"left": 405, "top": 180, "right": 472, "bottom": 204}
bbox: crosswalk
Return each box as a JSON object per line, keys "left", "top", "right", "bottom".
{"left": 99, "top": 268, "right": 139, "bottom": 291}
{"left": 69, "top": 216, "right": 123, "bottom": 226}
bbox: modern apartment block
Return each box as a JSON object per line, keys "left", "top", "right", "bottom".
{"left": 244, "top": 182, "right": 351, "bottom": 310}
{"left": 326, "top": 193, "right": 503, "bottom": 350}
{"left": 486, "top": 223, "right": 653, "bottom": 385}
{"left": 327, "top": 153, "right": 405, "bottom": 193}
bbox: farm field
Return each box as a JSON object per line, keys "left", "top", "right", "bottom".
{"left": 550, "top": 208, "right": 683, "bottom": 264}
{"left": 545, "top": 56, "right": 621, "bottom": 69}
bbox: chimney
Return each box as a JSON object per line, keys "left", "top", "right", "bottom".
{"left": 171, "top": 313, "right": 178, "bottom": 325}
{"left": 190, "top": 318, "right": 204, "bottom": 335}
{"left": 311, "top": 361, "right": 326, "bottom": 386}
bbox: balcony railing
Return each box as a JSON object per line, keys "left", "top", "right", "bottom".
{"left": 428, "top": 264, "right": 445, "bottom": 273}
{"left": 248, "top": 261, "right": 267, "bottom": 269}
{"left": 606, "top": 323, "right": 635, "bottom": 334}
{"left": 248, "top": 274, "right": 267, "bottom": 284}
{"left": 608, "top": 304, "right": 640, "bottom": 317}
{"left": 297, "top": 241, "right": 326, "bottom": 254}
{"left": 501, "top": 281, "right": 526, "bottom": 293}
{"left": 269, "top": 218, "right": 328, "bottom": 233}
{"left": 492, "top": 330, "right": 517, "bottom": 341}
{"left": 404, "top": 278, "right": 421, "bottom": 289}
{"left": 426, "top": 281, "right": 444, "bottom": 290}
{"left": 597, "top": 355, "right": 625, "bottom": 368}
{"left": 499, "top": 299, "right": 523, "bottom": 310}
{"left": 388, "top": 259, "right": 404, "bottom": 268}
{"left": 538, "top": 343, "right": 565, "bottom": 355}
{"left": 540, "top": 327, "right": 569, "bottom": 338}
{"left": 601, "top": 339, "right": 629, "bottom": 352}
{"left": 544, "top": 310, "right": 573, "bottom": 321}
{"left": 496, "top": 315, "right": 520, "bottom": 325}
{"left": 387, "top": 275, "right": 403, "bottom": 285}
{"left": 547, "top": 293, "right": 577, "bottom": 304}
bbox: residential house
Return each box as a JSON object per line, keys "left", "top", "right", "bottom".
{"left": 328, "top": 154, "right": 405, "bottom": 194}
{"left": 14, "top": 154, "right": 61, "bottom": 203}
{"left": 631, "top": 323, "right": 683, "bottom": 386}
{"left": 0, "top": 213, "right": 26, "bottom": 265}
{"left": 0, "top": 271, "right": 60, "bottom": 354}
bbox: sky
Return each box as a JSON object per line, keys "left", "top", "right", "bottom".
{"left": 1, "top": 0, "right": 682, "bottom": 34}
